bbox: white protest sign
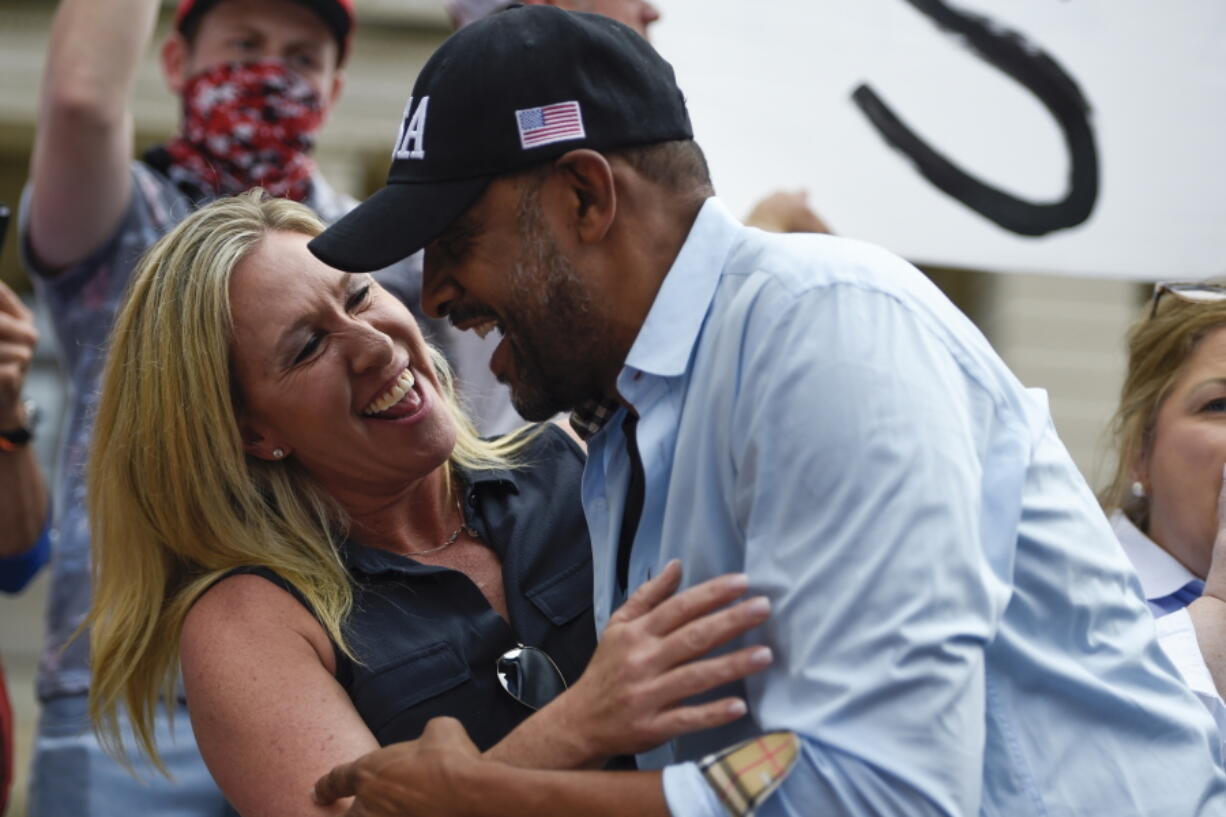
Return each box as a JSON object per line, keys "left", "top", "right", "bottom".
{"left": 654, "top": 0, "right": 1225, "bottom": 279}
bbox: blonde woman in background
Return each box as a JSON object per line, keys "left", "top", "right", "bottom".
{"left": 86, "top": 191, "right": 772, "bottom": 817}
{"left": 1102, "top": 281, "right": 1226, "bottom": 743}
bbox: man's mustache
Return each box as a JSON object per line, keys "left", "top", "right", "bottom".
{"left": 447, "top": 303, "right": 500, "bottom": 329}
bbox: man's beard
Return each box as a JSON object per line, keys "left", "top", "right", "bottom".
{"left": 499, "top": 191, "right": 613, "bottom": 421}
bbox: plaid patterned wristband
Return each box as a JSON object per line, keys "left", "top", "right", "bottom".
{"left": 698, "top": 731, "right": 800, "bottom": 817}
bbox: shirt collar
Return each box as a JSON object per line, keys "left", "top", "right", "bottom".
{"left": 1110, "top": 510, "right": 1200, "bottom": 600}
{"left": 567, "top": 197, "right": 741, "bottom": 439}
{"left": 622, "top": 197, "right": 740, "bottom": 379}
{"left": 343, "top": 463, "right": 518, "bottom": 576}
{"left": 569, "top": 398, "right": 622, "bottom": 441}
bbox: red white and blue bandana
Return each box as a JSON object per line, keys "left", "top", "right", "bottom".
{"left": 166, "top": 59, "right": 324, "bottom": 202}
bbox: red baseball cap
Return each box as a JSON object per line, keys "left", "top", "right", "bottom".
{"left": 175, "top": 0, "right": 356, "bottom": 62}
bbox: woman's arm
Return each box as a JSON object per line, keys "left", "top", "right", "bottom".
{"left": 181, "top": 574, "right": 380, "bottom": 817}
{"left": 483, "top": 562, "right": 773, "bottom": 769}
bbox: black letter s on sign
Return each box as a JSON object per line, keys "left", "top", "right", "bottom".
{"left": 852, "top": 0, "right": 1099, "bottom": 236}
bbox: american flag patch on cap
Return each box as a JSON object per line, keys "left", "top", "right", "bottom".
{"left": 515, "top": 101, "right": 586, "bottom": 149}
{"left": 699, "top": 731, "right": 800, "bottom": 817}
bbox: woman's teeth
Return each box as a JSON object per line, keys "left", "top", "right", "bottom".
{"left": 363, "top": 368, "right": 416, "bottom": 416}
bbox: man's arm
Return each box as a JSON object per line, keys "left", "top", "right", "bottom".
{"left": 702, "top": 280, "right": 1006, "bottom": 817}
{"left": 27, "top": 0, "right": 162, "bottom": 271}
{"left": 315, "top": 717, "right": 670, "bottom": 817}
{"left": 0, "top": 280, "right": 47, "bottom": 559}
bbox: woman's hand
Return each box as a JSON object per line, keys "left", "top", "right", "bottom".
{"left": 1202, "top": 466, "right": 1226, "bottom": 603}
{"left": 544, "top": 560, "right": 773, "bottom": 764}
{"left": 1186, "top": 466, "right": 1226, "bottom": 698}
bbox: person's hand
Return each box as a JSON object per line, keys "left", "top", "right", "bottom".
{"left": 1202, "top": 465, "right": 1226, "bottom": 604}
{"left": 0, "top": 279, "right": 38, "bottom": 430}
{"left": 313, "top": 717, "right": 483, "bottom": 816}
{"left": 744, "top": 189, "right": 831, "bottom": 234}
{"left": 548, "top": 560, "right": 773, "bottom": 763}
{"left": 1184, "top": 466, "right": 1226, "bottom": 698}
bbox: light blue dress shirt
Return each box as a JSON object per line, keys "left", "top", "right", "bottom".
{"left": 581, "top": 199, "right": 1226, "bottom": 816}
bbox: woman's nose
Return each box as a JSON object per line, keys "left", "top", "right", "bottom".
{"left": 348, "top": 322, "right": 395, "bottom": 374}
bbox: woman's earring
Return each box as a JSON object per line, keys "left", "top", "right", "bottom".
{"left": 1130, "top": 480, "right": 1146, "bottom": 498}
{"left": 273, "top": 448, "right": 285, "bottom": 460}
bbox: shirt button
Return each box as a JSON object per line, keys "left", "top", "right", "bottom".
{"left": 468, "top": 493, "right": 478, "bottom": 507}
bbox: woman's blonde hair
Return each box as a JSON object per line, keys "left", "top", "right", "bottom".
{"left": 1100, "top": 284, "right": 1226, "bottom": 530}
{"left": 88, "top": 189, "right": 532, "bottom": 770}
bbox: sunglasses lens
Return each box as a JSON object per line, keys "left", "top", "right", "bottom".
{"left": 497, "top": 646, "right": 567, "bottom": 711}
{"left": 1151, "top": 282, "right": 1226, "bottom": 318}
{"left": 1173, "top": 287, "right": 1226, "bottom": 303}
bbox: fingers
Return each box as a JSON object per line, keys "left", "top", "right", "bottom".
{"left": 618, "top": 644, "right": 772, "bottom": 750}
{"left": 0, "top": 280, "right": 31, "bottom": 322}
{"left": 608, "top": 559, "right": 683, "bottom": 625}
{"left": 640, "top": 572, "right": 751, "bottom": 637}
{"left": 0, "top": 341, "right": 35, "bottom": 370}
{"left": 658, "top": 595, "right": 771, "bottom": 666}
{"left": 0, "top": 340, "right": 35, "bottom": 403}
{"left": 313, "top": 760, "right": 358, "bottom": 806}
{"left": 1201, "top": 466, "right": 1226, "bottom": 602}
{"left": 1217, "top": 464, "right": 1226, "bottom": 547}
{"left": 0, "top": 310, "right": 38, "bottom": 349}
{"left": 648, "top": 695, "right": 753, "bottom": 740}
{"left": 0, "top": 300, "right": 40, "bottom": 419}
{"left": 653, "top": 643, "right": 773, "bottom": 709}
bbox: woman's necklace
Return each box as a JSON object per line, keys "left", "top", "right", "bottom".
{"left": 404, "top": 496, "right": 479, "bottom": 557}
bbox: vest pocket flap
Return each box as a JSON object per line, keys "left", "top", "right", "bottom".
{"left": 352, "top": 641, "right": 472, "bottom": 732}
{"left": 525, "top": 560, "right": 593, "bottom": 625}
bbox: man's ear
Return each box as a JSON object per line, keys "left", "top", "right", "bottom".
{"left": 324, "top": 69, "right": 345, "bottom": 118}
{"left": 552, "top": 149, "right": 616, "bottom": 246}
{"left": 161, "top": 33, "right": 191, "bottom": 95}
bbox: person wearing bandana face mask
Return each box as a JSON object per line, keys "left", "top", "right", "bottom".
{"left": 17, "top": 1, "right": 372, "bottom": 815}
{"left": 159, "top": 58, "right": 328, "bottom": 202}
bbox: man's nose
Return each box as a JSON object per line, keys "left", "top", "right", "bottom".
{"left": 420, "top": 261, "right": 460, "bottom": 320}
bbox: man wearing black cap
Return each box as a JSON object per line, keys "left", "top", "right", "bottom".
{"left": 442, "top": 0, "right": 830, "bottom": 236}
{"left": 308, "top": 6, "right": 1226, "bottom": 817}
{"left": 20, "top": 1, "right": 354, "bottom": 814}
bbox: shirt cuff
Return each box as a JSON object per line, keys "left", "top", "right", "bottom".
{"left": 664, "top": 761, "right": 727, "bottom": 817}
{"left": 663, "top": 732, "right": 802, "bottom": 817}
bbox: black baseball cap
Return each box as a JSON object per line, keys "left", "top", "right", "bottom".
{"left": 308, "top": 3, "right": 692, "bottom": 273}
